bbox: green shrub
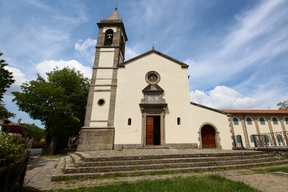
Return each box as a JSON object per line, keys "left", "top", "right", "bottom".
{"left": 0, "top": 132, "right": 27, "bottom": 165}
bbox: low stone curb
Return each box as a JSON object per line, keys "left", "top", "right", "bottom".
{"left": 270, "top": 171, "right": 288, "bottom": 177}
{"left": 51, "top": 159, "right": 288, "bottom": 181}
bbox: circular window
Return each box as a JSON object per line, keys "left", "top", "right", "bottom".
{"left": 145, "top": 71, "right": 160, "bottom": 84}
{"left": 148, "top": 74, "right": 157, "bottom": 82}
{"left": 98, "top": 99, "right": 105, "bottom": 106}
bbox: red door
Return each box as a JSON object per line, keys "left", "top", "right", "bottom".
{"left": 146, "top": 117, "right": 154, "bottom": 145}
{"left": 201, "top": 125, "right": 216, "bottom": 148}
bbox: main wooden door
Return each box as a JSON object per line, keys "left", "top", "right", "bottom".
{"left": 146, "top": 116, "right": 161, "bottom": 145}
{"left": 146, "top": 117, "right": 154, "bottom": 145}
{"left": 201, "top": 125, "right": 216, "bottom": 148}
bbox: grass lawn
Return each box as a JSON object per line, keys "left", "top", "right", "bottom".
{"left": 20, "top": 175, "right": 260, "bottom": 192}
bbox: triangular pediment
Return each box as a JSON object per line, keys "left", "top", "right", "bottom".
{"left": 142, "top": 84, "right": 164, "bottom": 92}
{"left": 119, "top": 49, "right": 189, "bottom": 68}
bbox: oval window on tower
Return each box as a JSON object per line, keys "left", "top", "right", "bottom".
{"left": 98, "top": 99, "right": 105, "bottom": 106}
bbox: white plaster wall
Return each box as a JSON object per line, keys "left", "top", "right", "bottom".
{"left": 99, "top": 49, "right": 115, "bottom": 67}
{"left": 90, "top": 92, "right": 111, "bottom": 123}
{"left": 258, "top": 117, "right": 270, "bottom": 133}
{"left": 95, "top": 79, "right": 112, "bottom": 85}
{"left": 114, "top": 53, "right": 192, "bottom": 145}
{"left": 90, "top": 122, "right": 107, "bottom": 127}
{"left": 103, "top": 27, "right": 117, "bottom": 32}
{"left": 97, "top": 69, "right": 113, "bottom": 78}
{"left": 190, "top": 105, "right": 232, "bottom": 149}
{"left": 270, "top": 117, "right": 283, "bottom": 132}
{"left": 94, "top": 86, "right": 110, "bottom": 91}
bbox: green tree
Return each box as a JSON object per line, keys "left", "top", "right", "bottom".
{"left": 277, "top": 100, "right": 288, "bottom": 110}
{"left": 12, "top": 67, "right": 89, "bottom": 154}
{"left": 0, "top": 52, "right": 15, "bottom": 118}
{"left": 21, "top": 123, "right": 46, "bottom": 141}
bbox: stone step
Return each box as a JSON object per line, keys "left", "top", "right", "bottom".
{"left": 51, "top": 159, "right": 288, "bottom": 181}
{"left": 76, "top": 151, "right": 265, "bottom": 162}
{"left": 71, "top": 153, "right": 275, "bottom": 167}
{"left": 64, "top": 156, "right": 283, "bottom": 173}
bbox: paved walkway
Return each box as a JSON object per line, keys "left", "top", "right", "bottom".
{"left": 24, "top": 150, "right": 288, "bottom": 191}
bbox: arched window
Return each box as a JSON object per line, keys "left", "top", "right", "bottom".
{"left": 177, "top": 117, "right": 181, "bottom": 125}
{"left": 272, "top": 117, "right": 278, "bottom": 125}
{"left": 286, "top": 117, "right": 288, "bottom": 125}
{"left": 246, "top": 117, "right": 252, "bottom": 125}
{"left": 104, "top": 29, "right": 113, "bottom": 46}
{"left": 128, "top": 118, "right": 131, "bottom": 125}
{"left": 259, "top": 117, "right": 265, "bottom": 125}
{"left": 233, "top": 117, "right": 239, "bottom": 125}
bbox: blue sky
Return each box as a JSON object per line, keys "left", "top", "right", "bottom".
{"left": 1, "top": 0, "right": 288, "bottom": 128}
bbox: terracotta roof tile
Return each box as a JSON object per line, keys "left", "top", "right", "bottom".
{"left": 220, "top": 110, "right": 288, "bottom": 114}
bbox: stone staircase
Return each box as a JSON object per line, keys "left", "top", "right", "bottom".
{"left": 51, "top": 150, "right": 288, "bottom": 181}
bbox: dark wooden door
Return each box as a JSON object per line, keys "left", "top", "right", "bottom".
{"left": 146, "top": 116, "right": 154, "bottom": 145}
{"left": 201, "top": 125, "right": 216, "bottom": 148}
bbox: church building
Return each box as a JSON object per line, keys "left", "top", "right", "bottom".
{"left": 77, "top": 9, "right": 288, "bottom": 151}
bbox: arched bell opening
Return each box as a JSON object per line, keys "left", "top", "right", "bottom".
{"left": 104, "top": 29, "right": 114, "bottom": 46}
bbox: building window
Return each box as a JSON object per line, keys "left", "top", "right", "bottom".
{"left": 97, "top": 99, "right": 105, "bottom": 106}
{"left": 128, "top": 118, "right": 131, "bottom": 125}
{"left": 177, "top": 117, "right": 181, "bottom": 125}
{"left": 264, "top": 135, "right": 270, "bottom": 143}
{"left": 277, "top": 134, "right": 283, "bottom": 142}
{"left": 286, "top": 117, "right": 288, "bottom": 125}
{"left": 272, "top": 117, "right": 278, "bottom": 125}
{"left": 233, "top": 118, "right": 239, "bottom": 125}
{"left": 236, "top": 135, "right": 242, "bottom": 143}
{"left": 250, "top": 135, "right": 255, "bottom": 143}
{"left": 246, "top": 117, "right": 252, "bottom": 125}
{"left": 259, "top": 117, "right": 265, "bottom": 125}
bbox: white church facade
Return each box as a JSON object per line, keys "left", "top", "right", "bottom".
{"left": 77, "top": 9, "right": 288, "bottom": 151}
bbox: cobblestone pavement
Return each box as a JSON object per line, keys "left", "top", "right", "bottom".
{"left": 24, "top": 150, "right": 288, "bottom": 191}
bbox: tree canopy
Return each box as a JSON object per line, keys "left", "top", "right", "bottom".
{"left": 21, "top": 123, "right": 46, "bottom": 141}
{"left": 277, "top": 100, "right": 288, "bottom": 110}
{"left": 0, "top": 52, "right": 15, "bottom": 118}
{"left": 12, "top": 67, "right": 89, "bottom": 139}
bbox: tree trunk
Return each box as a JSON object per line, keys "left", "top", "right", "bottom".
{"left": 41, "top": 136, "right": 58, "bottom": 155}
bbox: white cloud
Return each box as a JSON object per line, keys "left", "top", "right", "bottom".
{"left": 75, "top": 38, "right": 97, "bottom": 57}
{"left": 5, "top": 66, "right": 29, "bottom": 93}
{"left": 187, "top": 0, "right": 288, "bottom": 91}
{"left": 125, "top": 46, "right": 138, "bottom": 60}
{"left": 36, "top": 60, "right": 92, "bottom": 79}
{"left": 190, "top": 86, "right": 261, "bottom": 109}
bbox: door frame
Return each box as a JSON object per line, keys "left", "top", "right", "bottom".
{"left": 141, "top": 108, "right": 165, "bottom": 146}
{"left": 198, "top": 123, "right": 222, "bottom": 149}
{"left": 146, "top": 116, "right": 161, "bottom": 145}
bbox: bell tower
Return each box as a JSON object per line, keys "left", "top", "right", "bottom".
{"left": 77, "top": 9, "right": 128, "bottom": 151}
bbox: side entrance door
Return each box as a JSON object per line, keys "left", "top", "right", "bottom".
{"left": 201, "top": 125, "right": 216, "bottom": 148}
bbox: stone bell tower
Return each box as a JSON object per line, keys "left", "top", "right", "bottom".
{"left": 77, "top": 9, "right": 128, "bottom": 151}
